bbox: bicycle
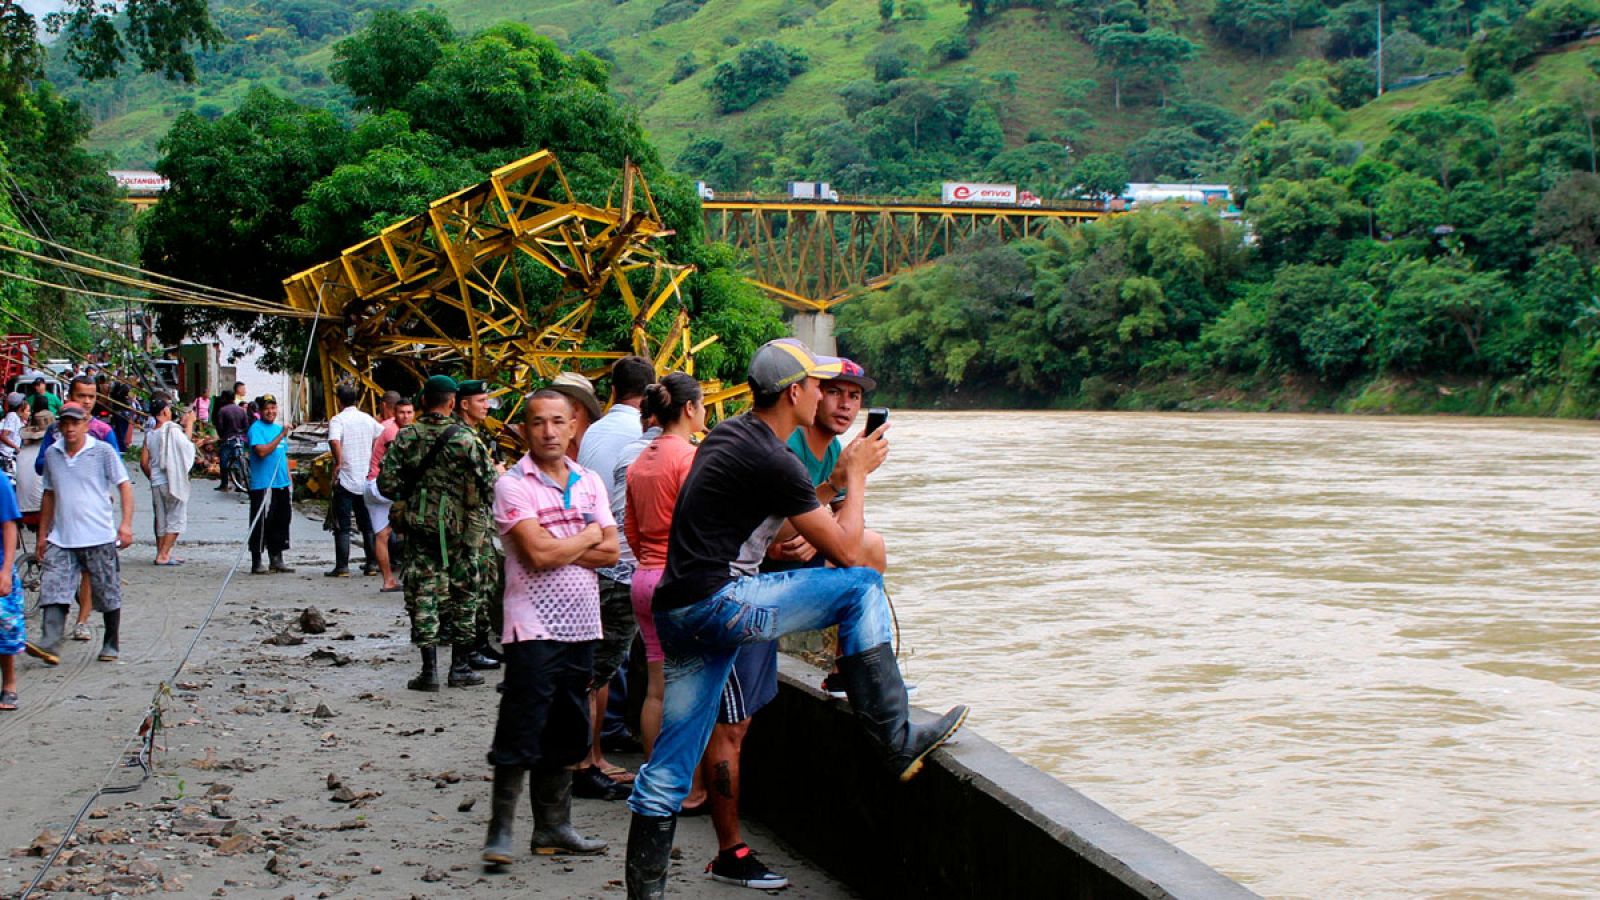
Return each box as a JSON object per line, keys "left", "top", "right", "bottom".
{"left": 221, "top": 436, "right": 250, "bottom": 493}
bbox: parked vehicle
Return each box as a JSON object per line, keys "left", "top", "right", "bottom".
{"left": 695, "top": 181, "right": 715, "bottom": 201}
{"left": 941, "top": 181, "right": 1021, "bottom": 205}
{"left": 787, "top": 181, "right": 839, "bottom": 202}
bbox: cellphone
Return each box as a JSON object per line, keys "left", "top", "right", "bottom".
{"left": 864, "top": 407, "right": 889, "bottom": 438}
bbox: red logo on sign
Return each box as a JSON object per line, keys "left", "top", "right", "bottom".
{"left": 952, "top": 185, "right": 972, "bottom": 200}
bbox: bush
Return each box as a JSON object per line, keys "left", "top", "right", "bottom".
{"left": 707, "top": 41, "right": 810, "bottom": 114}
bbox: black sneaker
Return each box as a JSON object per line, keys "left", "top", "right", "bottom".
{"left": 706, "top": 844, "right": 788, "bottom": 889}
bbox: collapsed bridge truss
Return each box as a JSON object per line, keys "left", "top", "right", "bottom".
{"left": 283, "top": 151, "right": 737, "bottom": 419}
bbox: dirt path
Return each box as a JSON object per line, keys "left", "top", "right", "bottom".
{"left": 2, "top": 474, "right": 852, "bottom": 898}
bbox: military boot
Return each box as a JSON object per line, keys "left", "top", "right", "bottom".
{"left": 448, "top": 644, "right": 485, "bottom": 687}
{"left": 529, "top": 770, "right": 607, "bottom": 855}
{"left": 250, "top": 553, "right": 268, "bottom": 576}
{"left": 481, "top": 765, "right": 524, "bottom": 865}
{"left": 269, "top": 551, "right": 295, "bottom": 574}
{"left": 407, "top": 646, "right": 440, "bottom": 692}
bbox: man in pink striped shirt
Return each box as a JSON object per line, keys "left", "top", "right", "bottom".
{"left": 481, "top": 389, "right": 619, "bottom": 866}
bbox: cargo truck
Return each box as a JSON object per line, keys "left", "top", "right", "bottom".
{"left": 787, "top": 181, "right": 839, "bottom": 202}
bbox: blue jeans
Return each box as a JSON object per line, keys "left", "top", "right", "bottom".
{"left": 627, "top": 566, "right": 893, "bottom": 818}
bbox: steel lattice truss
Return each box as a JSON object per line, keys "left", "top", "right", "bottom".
{"left": 284, "top": 151, "right": 737, "bottom": 416}
{"left": 702, "top": 200, "right": 1103, "bottom": 312}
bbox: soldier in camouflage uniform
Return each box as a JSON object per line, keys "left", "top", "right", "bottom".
{"left": 377, "top": 375, "right": 499, "bottom": 691}
{"left": 455, "top": 380, "right": 506, "bottom": 669}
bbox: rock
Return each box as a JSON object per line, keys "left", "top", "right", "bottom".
{"left": 170, "top": 816, "right": 236, "bottom": 837}
{"left": 335, "top": 631, "right": 356, "bottom": 641}
{"left": 298, "top": 607, "right": 328, "bottom": 634}
{"left": 263, "top": 630, "right": 304, "bottom": 647}
{"left": 88, "top": 808, "right": 110, "bottom": 819}
{"left": 205, "top": 783, "right": 233, "bottom": 798}
{"left": 312, "top": 703, "right": 337, "bottom": 719}
{"left": 214, "top": 833, "right": 261, "bottom": 856}
{"left": 370, "top": 865, "right": 382, "bottom": 875}
{"left": 326, "top": 773, "right": 342, "bottom": 790}
{"left": 24, "top": 829, "right": 60, "bottom": 856}
{"left": 265, "top": 852, "right": 288, "bottom": 875}
{"left": 421, "top": 867, "right": 448, "bottom": 883}
{"left": 329, "top": 786, "right": 356, "bottom": 804}
{"left": 457, "top": 797, "right": 475, "bottom": 812}
{"left": 308, "top": 648, "right": 353, "bottom": 666}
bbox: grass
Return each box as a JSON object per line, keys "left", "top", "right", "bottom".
{"left": 71, "top": 0, "right": 1320, "bottom": 172}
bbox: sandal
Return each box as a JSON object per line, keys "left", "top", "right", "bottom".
{"left": 0, "top": 690, "right": 16, "bottom": 711}
{"left": 600, "top": 764, "right": 636, "bottom": 784}
{"left": 153, "top": 559, "right": 185, "bottom": 566}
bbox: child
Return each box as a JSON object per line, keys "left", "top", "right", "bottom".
{"left": 0, "top": 471, "right": 25, "bottom": 709}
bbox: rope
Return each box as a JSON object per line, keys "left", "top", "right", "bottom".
{"left": 19, "top": 281, "right": 329, "bottom": 899}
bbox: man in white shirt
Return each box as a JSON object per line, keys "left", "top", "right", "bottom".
{"left": 326, "top": 383, "right": 384, "bottom": 578}
{"left": 139, "top": 397, "right": 196, "bottom": 565}
{"left": 34, "top": 403, "right": 134, "bottom": 661}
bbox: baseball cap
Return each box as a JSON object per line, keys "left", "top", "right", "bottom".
{"left": 6, "top": 392, "right": 23, "bottom": 409}
{"left": 57, "top": 402, "right": 88, "bottom": 420}
{"left": 548, "top": 372, "right": 602, "bottom": 421}
{"left": 829, "top": 358, "right": 877, "bottom": 393}
{"left": 747, "top": 339, "right": 844, "bottom": 394}
{"left": 256, "top": 394, "right": 277, "bottom": 406}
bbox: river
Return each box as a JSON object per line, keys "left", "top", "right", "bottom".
{"left": 867, "top": 411, "right": 1600, "bottom": 899}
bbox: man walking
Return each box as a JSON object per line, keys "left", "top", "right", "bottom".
{"left": 36, "top": 376, "right": 122, "bottom": 643}
{"left": 325, "top": 383, "right": 383, "bottom": 578}
{"left": 213, "top": 387, "right": 250, "bottom": 492}
{"left": 247, "top": 395, "right": 295, "bottom": 576}
{"left": 574, "top": 354, "right": 654, "bottom": 800}
{"left": 481, "top": 389, "right": 618, "bottom": 865}
{"left": 378, "top": 375, "right": 498, "bottom": 691}
{"left": 140, "top": 398, "right": 196, "bottom": 566}
{"left": 34, "top": 403, "right": 134, "bottom": 662}
{"left": 624, "top": 339, "right": 967, "bottom": 899}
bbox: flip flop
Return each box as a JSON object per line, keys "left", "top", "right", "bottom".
{"left": 23, "top": 642, "right": 59, "bottom": 666}
{"left": 0, "top": 690, "right": 16, "bottom": 711}
{"left": 600, "top": 764, "right": 636, "bottom": 784}
{"left": 379, "top": 585, "right": 402, "bottom": 593}
{"left": 153, "top": 559, "right": 185, "bottom": 566}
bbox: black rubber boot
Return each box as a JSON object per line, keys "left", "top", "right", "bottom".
{"left": 325, "top": 532, "right": 350, "bottom": 577}
{"left": 407, "top": 646, "right": 440, "bottom": 692}
{"left": 530, "top": 769, "right": 607, "bottom": 855}
{"left": 250, "top": 553, "right": 268, "bottom": 576}
{"left": 448, "top": 644, "right": 485, "bottom": 687}
{"left": 481, "top": 765, "right": 524, "bottom": 865}
{"left": 360, "top": 531, "right": 379, "bottom": 576}
{"left": 98, "top": 608, "right": 121, "bottom": 661}
{"left": 39, "top": 604, "right": 67, "bottom": 651}
{"left": 836, "top": 643, "right": 968, "bottom": 782}
{"left": 269, "top": 551, "right": 295, "bottom": 574}
{"left": 625, "top": 812, "right": 676, "bottom": 900}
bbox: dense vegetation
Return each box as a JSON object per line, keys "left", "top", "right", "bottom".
{"left": 137, "top": 11, "right": 783, "bottom": 377}
{"left": 21, "top": 0, "right": 1600, "bottom": 412}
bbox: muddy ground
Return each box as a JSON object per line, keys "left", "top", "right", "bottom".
{"left": 0, "top": 473, "right": 852, "bottom": 898}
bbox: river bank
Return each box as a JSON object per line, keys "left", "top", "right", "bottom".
{"left": 0, "top": 474, "right": 850, "bottom": 898}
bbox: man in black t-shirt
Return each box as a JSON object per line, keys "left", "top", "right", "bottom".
{"left": 623, "top": 339, "right": 968, "bottom": 900}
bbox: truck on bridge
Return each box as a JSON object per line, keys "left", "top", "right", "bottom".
{"left": 786, "top": 181, "right": 839, "bottom": 202}
{"left": 940, "top": 181, "right": 1041, "bottom": 207}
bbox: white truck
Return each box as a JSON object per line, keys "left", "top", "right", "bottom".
{"left": 787, "top": 181, "right": 839, "bottom": 202}
{"left": 694, "top": 181, "right": 715, "bottom": 201}
{"left": 941, "top": 181, "right": 1034, "bottom": 206}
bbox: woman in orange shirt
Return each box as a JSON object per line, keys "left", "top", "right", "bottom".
{"left": 624, "top": 373, "right": 705, "bottom": 757}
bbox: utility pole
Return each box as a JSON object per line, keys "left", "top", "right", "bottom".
{"left": 1376, "top": 0, "right": 1385, "bottom": 97}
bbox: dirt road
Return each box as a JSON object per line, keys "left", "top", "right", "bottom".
{"left": 1, "top": 473, "right": 851, "bottom": 898}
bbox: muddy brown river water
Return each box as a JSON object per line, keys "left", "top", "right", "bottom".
{"left": 867, "top": 411, "right": 1600, "bottom": 899}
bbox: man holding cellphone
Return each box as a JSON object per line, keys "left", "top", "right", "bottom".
{"left": 624, "top": 339, "right": 967, "bottom": 899}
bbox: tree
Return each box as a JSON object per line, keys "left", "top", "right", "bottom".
{"left": 1070, "top": 152, "right": 1129, "bottom": 201}
{"left": 1532, "top": 171, "right": 1600, "bottom": 267}
{"left": 865, "top": 38, "right": 920, "bottom": 83}
{"left": 1246, "top": 177, "right": 1364, "bottom": 263}
{"left": 707, "top": 41, "right": 809, "bottom": 113}
{"left": 331, "top": 9, "right": 454, "bottom": 113}
{"left": 46, "top": 0, "right": 223, "bottom": 83}
{"left": 1088, "top": 24, "right": 1196, "bottom": 109}
{"left": 1210, "top": 0, "right": 1296, "bottom": 57}
{"left": 879, "top": 0, "right": 895, "bottom": 26}
{"left": 1122, "top": 126, "right": 1216, "bottom": 180}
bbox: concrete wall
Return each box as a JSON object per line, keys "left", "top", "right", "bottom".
{"left": 743, "top": 656, "right": 1259, "bottom": 900}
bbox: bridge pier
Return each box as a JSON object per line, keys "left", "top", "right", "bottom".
{"left": 790, "top": 311, "right": 836, "bottom": 357}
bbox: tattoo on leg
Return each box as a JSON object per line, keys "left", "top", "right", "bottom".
{"left": 711, "top": 760, "right": 734, "bottom": 799}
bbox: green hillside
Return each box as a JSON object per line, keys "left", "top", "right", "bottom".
{"left": 60, "top": 0, "right": 1319, "bottom": 176}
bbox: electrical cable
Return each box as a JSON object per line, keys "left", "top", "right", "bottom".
{"left": 18, "top": 281, "right": 330, "bottom": 899}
